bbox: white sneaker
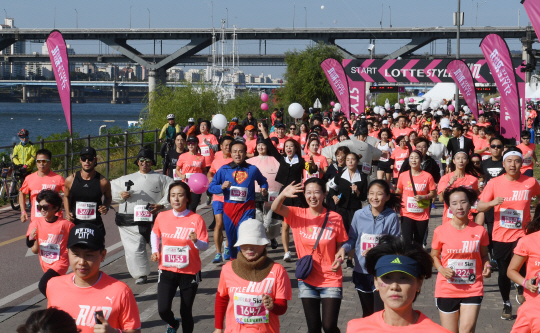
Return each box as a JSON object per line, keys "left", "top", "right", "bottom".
{"left": 283, "top": 251, "right": 292, "bottom": 262}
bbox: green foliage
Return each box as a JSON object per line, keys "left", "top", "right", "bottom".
{"left": 276, "top": 42, "right": 344, "bottom": 110}
{"left": 36, "top": 130, "right": 85, "bottom": 173}
{"left": 373, "top": 93, "right": 399, "bottom": 106}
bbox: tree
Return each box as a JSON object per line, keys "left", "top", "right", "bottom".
{"left": 277, "top": 42, "right": 344, "bottom": 110}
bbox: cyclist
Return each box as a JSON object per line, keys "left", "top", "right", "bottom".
{"left": 13, "top": 128, "right": 37, "bottom": 175}
{"left": 159, "top": 114, "right": 181, "bottom": 158}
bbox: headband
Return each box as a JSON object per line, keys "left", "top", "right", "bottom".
{"left": 503, "top": 151, "right": 523, "bottom": 162}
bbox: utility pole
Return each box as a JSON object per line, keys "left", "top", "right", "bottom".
{"left": 75, "top": 9, "right": 78, "bottom": 28}
{"left": 147, "top": 8, "right": 150, "bottom": 28}
{"left": 389, "top": 6, "right": 392, "bottom": 27}
{"left": 305, "top": 7, "right": 307, "bottom": 28}
{"left": 226, "top": 8, "right": 228, "bottom": 28}
{"left": 293, "top": 3, "right": 295, "bottom": 29}
{"left": 130, "top": 5, "right": 133, "bottom": 29}
{"left": 454, "top": 0, "right": 461, "bottom": 111}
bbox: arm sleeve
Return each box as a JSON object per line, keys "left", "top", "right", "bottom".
{"left": 194, "top": 239, "right": 209, "bottom": 251}
{"left": 119, "top": 288, "right": 142, "bottom": 331}
{"left": 12, "top": 145, "right": 21, "bottom": 165}
{"left": 158, "top": 176, "right": 174, "bottom": 209}
{"left": 255, "top": 168, "right": 269, "bottom": 189}
{"left": 214, "top": 293, "right": 229, "bottom": 329}
{"left": 390, "top": 213, "right": 401, "bottom": 237}
{"left": 265, "top": 137, "right": 283, "bottom": 161}
{"left": 150, "top": 231, "right": 159, "bottom": 253}
{"left": 431, "top": 227, "right": 442, "bottom": 250}
{"left": 270, "top": 299, "right": 288, "bottom": 315}
{"left": 159, "top": 124, "right": 167, "bottom": 139}
{"left": 26, "top": 236, "right": 35, "bottom": 248}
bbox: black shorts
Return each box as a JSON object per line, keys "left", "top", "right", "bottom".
{"left": 378, "top": 161, "right": 392, "bottom": 173}
{"left": 436, "top": 296, "right": 483, "bottom": 313}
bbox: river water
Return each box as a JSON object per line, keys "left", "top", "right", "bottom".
{"left": 0, "top": 103, "right": 144, "bottom": 147}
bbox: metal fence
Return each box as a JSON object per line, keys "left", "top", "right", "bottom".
{"left": 0, "top": 129, "right": 161, "bottom": 179}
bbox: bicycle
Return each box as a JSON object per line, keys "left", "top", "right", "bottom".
{"left": 0, "top": 162, "right": 26, "bottom": 210}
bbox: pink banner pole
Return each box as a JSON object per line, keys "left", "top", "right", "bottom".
{"left": 46, "top": 30, "right": 72, "bottom": 135}
{"left": 447, "top": 59, "right": 479, "bottom": 120}
{"left": 321, "top": 58, "right": 351, "bottom": 119}
{"left": 515, "top": 63, "right": 527, "bottom": 129}
{"left": 480, "top": 34, "right": 522, "bottom": 143}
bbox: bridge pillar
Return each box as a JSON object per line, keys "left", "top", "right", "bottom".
{"left": 111, "top": 83, "right": 118, "bottom": 104}
{"left": 21, "top": 85, "right": 27, "bottom": 103}
{"left": 148, "top": 69, "right": 166, "bottom": 95}
{"left": 522, "top": 35, "right": 533, "bottom": 84}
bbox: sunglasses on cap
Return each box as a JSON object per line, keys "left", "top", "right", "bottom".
{"left": 490, "top": 144, "right": 503, "bottom": 149}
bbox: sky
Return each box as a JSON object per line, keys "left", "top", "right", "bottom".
{"left": 3, "top": 0, "right": 534, "bottom": 78}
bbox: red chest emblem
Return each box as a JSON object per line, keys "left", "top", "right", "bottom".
{"left": 233, "top": 171, "right": 248, "bottom": 184}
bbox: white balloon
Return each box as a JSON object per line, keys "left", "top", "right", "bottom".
{"left": 417, "top": 104, "right": 423, "bottom": 111}
{"left": 394, "top": 103, "right": 400, "bottom": 109}
{"left": 384, "top": 103, "right": 391, "bottom": 109}
{"left": 393, "top": 112, "right": 399, "bottom": 119}
{"left": 443, "top": 105, "right": 448, "bottom": 110}
{"left": 367, "top": 94, "right": 372, "bottom": 101}
{"left": 425, "top": 97, "right": 432, "bottom": 103}
{"left": 380, "top": 110, "right": 386, "bottom": 117}
{"left": 288, "top": 103, "right": 304, "bottom": 118}
{"left": 372, "top": 102, "right": 376, "bottom": 106}
{"left": 334, "top": 103, "right": 342, "bottom": 111}
{"left": 489, "top": 98, "right": 495, "bottom": 104}
{"left": 212, "top": 114, "right": 228, "bottom": 130}
{"left": 373, "top": 106, "right": 380, "bottom": 114}
{"left": 321, "top": 5, "right": 325, "bottom": 9}
{"left": 463, "top": 106, "right": 469, "bottom": 112}
{"left": 422, "top": 101, "right": 429, "bottom": 109}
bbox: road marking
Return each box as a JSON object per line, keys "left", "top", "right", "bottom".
{"left": 0, "top": 235, "right": 25, "bottom": 248}
{"left": 25, "top": 248, "right": 36, "bottom": 257}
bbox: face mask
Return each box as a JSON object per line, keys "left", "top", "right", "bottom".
{"left": 21, "top": 139, "right": 27, "bottom": 146}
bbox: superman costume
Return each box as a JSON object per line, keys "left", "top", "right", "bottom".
{"left": 208, "top": 161, "right": 268, "bottom": 258}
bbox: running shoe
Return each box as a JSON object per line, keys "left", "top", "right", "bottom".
{"left": 223, "top": 247, "right": 231, "bottom": 260}
{"left": 346, "top": 259, "right": 354, "bottom": 269}
{"left": 283, "top": 251, "right": 292, "bottom": 262}
{"left": 166, "top": 318, "right": 180, "bottom": 333}
{"left": 212, "top": 253, "right": 223, "bottom": 264}
{"left": 430, "top": 203, "right": 436, "bottom": 209}
{"left": 516, "top": 284, "right": 526, "bottom": 304}
{"left": 135, "top": 275, "right": 147, "bottom": 285}
{"left": 501, "top": 304, "right": 512, "bottom": 320}
{"left": 271, "top": 239, "right": 278, "bottom": 249}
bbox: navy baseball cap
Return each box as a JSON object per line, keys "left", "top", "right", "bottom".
{"left": 374, "top": 255, "right": 421, "bottom": 278}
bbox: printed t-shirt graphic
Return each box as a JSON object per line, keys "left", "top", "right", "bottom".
{"left": 176, "top": 153, "right": 206, "bottom": 182}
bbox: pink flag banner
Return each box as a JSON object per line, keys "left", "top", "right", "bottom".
{"left": 515, "top": 63, "right": 527, "bottom": 127}
{"left": 46, "top": 30, "right": 72, "bottom": 135}
{"left": 447, "top": 59, "right": 479, "bottom": 120}
{"left": 523, "top": 0, "right": 540, "bottom": 44}
{"left": 342, "top": 59, "right": 365, "bottom": 115}
{"left": 321, "top": 58, "right": 351, "bottom": 119}
{"left": 480, "top": 34, "right": 521, "bottom": 142}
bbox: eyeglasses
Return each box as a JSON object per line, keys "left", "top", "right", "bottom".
{"left": 36, "top": 159, "right": 50, "bottom": 164}
{"left": 80, "top": 156, "right": 94, "bottom": 162}
{"left": 37, "top": 204, "right": 52, "bottom": 211}
{"left": 139, "top": 158, "right": 152, "bottom": 163}
{"left": 490, "top": 144, "right": 503, "bottom": 149}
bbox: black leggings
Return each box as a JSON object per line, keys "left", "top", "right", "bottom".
{"left": 357, "top": 291, "right": 384, "bottom": 317}
{"left": 301, "top": 298, "right": 342, "bottom": 333}
{"left": 188, "top": 192, "right": 202, "bottom": 213}
{"left": 496, "top": 256, "right": 526, "bottom": 303}
{"left": 38, "top": 268, "right": 60, "bottom": 296}
{"left": 401, "top": 216, "right": 429, "bottom": 245}
{"left": 157, "top": 271, "right": 199, "bottom": 332}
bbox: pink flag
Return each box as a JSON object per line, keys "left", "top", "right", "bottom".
{"left": 515, "top": 63, "right": 527, "bottom": 128}
{"left": 523, "top": 0, "right": 540, "bottom": 44}
{"left": 321, "top": 58, "right": 351, "bottom": 119}
{"left": 447, "top": 59, "right": 479, "bottom": 120}
{"left": 342, "top": 59, "right": 365, "bottom": 115}
{"left": 480, "top": 34, "right": 521, "bottom": 142}
{"left": 46, "top": 30, "right": 72, "bottom": 135}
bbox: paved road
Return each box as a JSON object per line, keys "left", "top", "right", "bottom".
{"left": 0, "top": 202, "right": 521, "bottom": 332}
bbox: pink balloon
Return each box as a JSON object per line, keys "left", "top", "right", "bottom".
{"left": 409, "top": 98, "right": 414, "bottom": 103}
{"left": 261, "top": 93, "right": 269, "bottom": 102}
{"left": 187, "top": 173, "right": 209, "bottom": 194}
{"left": 399, "top": 99, "right": 404, "bottom": 104}
{"left": 448, "top": 105, "right": 455, "bottom": 111}
{"left": 330, "top": 101, "right": 335, "bottom": 106}
{"left": 261, "top": 103, "right": 269, "bottom": 111}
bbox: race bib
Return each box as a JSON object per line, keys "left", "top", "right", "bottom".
{"left": 233, "top": 293, "right": 269, "bottom": 325}
{"left": 360, "top": 233, "right": 380, "bottom": 251}
{"left": 34, "top": 201, "right": 42, "bottom": 218}
{"left": 134, "top": 205, "right": 153, "bottom": 222}
{"left": 75, "top": 202, "right": 97, "bottom": 220}
{"left": 446, "top": 207, "right": 453, "bottom": 219}
{"left": 185, "top": 173, "right": 194, "bottom": 181}
{"left": 230, "top": 186, "right": 248, "bottom": 202}
{"left": 406, "top": 197, "right": 424, "bottom": 213}
{"left": 201, "top": 146, "right": 210, "bottom": 157}
{"left": 447, "top": 259, "right": 476, "bottom": 284}
{"left": 162, "top": 245, "right": 190, "bottom": 268}
{"left": 362, "top": 163, "right": 371, "bottom": 174}
{"left": 500, "top": 208, "right": 524, "bottom": 229}
{"left": 173, "top": 170, "right": 182, "bottom": 181}
{"left": 40, "top": 243, "right": 60, "bottom": 264}
{"left": 524, "top": 156, "right": 533, "bottom": 166}
{"left": 396, "top": 160, "right": 404, "bottom": 171}
{"left": 268, "top": 191, "right": 279, "bottom": 203}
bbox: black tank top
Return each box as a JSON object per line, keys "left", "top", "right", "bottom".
{"left": 70, "top": 171, "right": 104, "bottom": 226}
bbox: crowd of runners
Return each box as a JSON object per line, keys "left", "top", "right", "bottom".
{"left": 12, "top": 99, "right": 540, "bottom": 333}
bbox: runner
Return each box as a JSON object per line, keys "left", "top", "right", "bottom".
{"left": 151, "top": 181, "right": 208, "bottom": 333}
{"left": 428, "top": 129, "right": 448, "bottom": 178}
{"left": 197, "top": 120, "right": 218, "bottom": 168}
{"left": 176, "top": 136, "right": 207, "bottom": 212}
{"left": 390, "top": 135, "right": 410, "bottom": 183}
{"left": 432, "top": 187, "right": 490, "bottom": 333}
{"left": 478, "top": 147, "right": 540, "bottom": 320}
{"left": 336, "top": 180, "right": 401, "bottom": 318}
{"left": 346, "top": 235, "right": 449, "bottom": 333}
{"left": 299, "top": 122, "right": 309, "bottom": 149}
{"left": 376, "top": 129, "right": 395, "bottom": 184}
{"left": 391, "top": 116, "right": 413, "bottom": 140}
{"left": 305, "top": 138, "right": 328, "bottom": 182}
{"left": 26, "top": 190, "right": 73, "bottom": 296}
{"left": 395, "top": 150, "right": 437, "bottom": 245}
{"left": 516, "top": 130, "right": 538, "bottom": 177}
{"left": 111, "top": 148, "right": 173, "bottom": 284}
{"left": 64, "top": 147, "right": 112, "bottom": 236}
{"left": 46, "top": 223, "right": 141, "bottom": 333}
{"left": 16, "top": 308, "right": 77, "bottom": 333}
{"left": 208, "top": 140, "right": 269, "bottom": 259}
{"left": 19, "top": 149, "right": 65, "bottom": 224}
{"left": 272, "top": 178, "right": 348, "bottom": 333}
{"left": 245, "top": 125, "right": 258, "bottom": 157}
{"left": 163, "top": 132, "right": 187, "bottom": 178}
{"left": 214, "top": 219, "right": 292, "bottom": 333}
{"left": 12, "top": 128, "right": 37, "bottom": 173}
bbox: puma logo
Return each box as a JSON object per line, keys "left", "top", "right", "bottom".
{"left": 105, "top": 296, "right": 115, "bottom": 304}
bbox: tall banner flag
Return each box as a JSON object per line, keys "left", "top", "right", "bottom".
{"left": 522, "top": 0, "right": 540, "bottom": 42}
{"left": 480, "top": 34, "right": 521, "bottom": 142}
{"left": 515, "top": 63, "right": 527, "bottom": 127}
{"left": 321, "top": 58, "right": 351, "bottom": 118}
{"left": 46, "top": 30, "right": 72, "bottom": 135}
{"left": 343, "top": 59, "right": 365, "bottom": 115}
{"left": 447, "top": 59, "right": 479, "bottom": 120}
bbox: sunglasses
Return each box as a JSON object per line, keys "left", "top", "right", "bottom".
{"left": 36, "top": 159, "right": 50, "bottom": 164}
{"left": 37, "top": 204, "right": 53, "bottom": 211}
{"left": 80, "top": 156, "right": 94, "bottom": 162}
{"left": 187, "top": 142, "right": 197, "bottom": 145}
{"left": 233, "top": 132, "right": 241, "bottom": 135}
{"left": 290, "top": 128, "right": 296, "bottom": 130}
{"left": 490, "top": 144, "right": 503, "bottom": 149}
{"left": 139, "top": 158, "right": 152, "bottom": 163}
{"left": 472, "top": 160, "right": 482, "bottom": 164}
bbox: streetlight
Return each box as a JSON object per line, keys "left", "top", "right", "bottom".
{"left": 226, "top": 8, "right": 228, "bottom": 28}
{"left": 304, "top": 7, "right": 307, "bottom": 28}
{"left": 476, "top": 0, "right": 487, "bottom": 27}
{"left": 74, "top": 9, "right": 78, "bottom": 28}
{"left": 147, "top": 8, "right": 150, "bottom": 28}
{"left": 293, "top": 3, "right": 295, "bottom": 29}
{"left": 454, "top": 0, "right": 462, "bottom": 111}
{"left": 3, "top": 9, "right": 7, "bottom": 19}
{"left": 389, "top": 6, "right": 392, "bottom": 27}
{"left": 130, "top": 5, "right": 133, "bottom": 29}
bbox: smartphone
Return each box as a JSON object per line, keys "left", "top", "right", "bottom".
{"left": 531, "top": 278, "right": 537, "bottom": 286}
{"left": 94, "top": 310, "right": 103, "bottom": 325}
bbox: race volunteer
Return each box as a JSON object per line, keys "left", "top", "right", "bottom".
{"left": 64, "top": 147, "right": 112, "bottom": 236}
{"left": 46, "top": 223, "right": 141, "bottom": 333}
{"left": 163, "top": 132, "right": 187, "bottom": 178}
{"left": 13, "top": 128, "right": 37, "bottom": 173}
{"left": 151, "top": 181, "right": 209, "bottom": 333}
{"left": 478, "top": 147, "right": 540, "bottom": 320}
{"left": 272, "top": 178, "right": 348, "bottom": 333}
{"left": 214, "top": 219, "right": 292, "bottom": 333}
{"left": 176, "top": 136, "right": 207, "bottom": 212}
{"left": 208, "top": 140, "right": 269, "bottom": 259}
{"left": 19, "top": 149, "right": 65, "bottom": 223}
{"left": 26, "top": 190, "right": 73, "bottom": 296}
{"left": 111, "top": 148, "right": 173, "bottom": 285}
{"left": 431, "top": 187, "right": 490, "bottom": 333}
{"left": 346, "top": 235, "right": 450, "bottom": 333}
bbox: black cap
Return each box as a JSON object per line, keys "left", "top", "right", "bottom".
{"left": 276, "top": 111, "right": 283, "bottom": 118}
{"left": 275, "top": 122, "right": 286, "bottom": 129}
{"left": 80, "top": 147, "right": 97, "bottom": 158}
{"left": 67, "top": 223, "right": 105, "bottom": 251}
{"left": 134, "top": 148, "right": 156, "bottom": 165}
{"left": 186, "top": 136, "right": 199, "bottom": 143}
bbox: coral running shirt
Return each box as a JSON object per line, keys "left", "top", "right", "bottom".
{"left": 276, "top": 137, "right": 288, "bottom": 153}
{"left": 392, "top": 127, "right": 413, "bottom": 139}
{"left": 246, "top": 139, "right": 257, "bottom": 155}
{"left": 210, "top": 156, "right": 233, "bottom": 203}
{"left": 511, "top": 295, "right": 540, "bottom": 333}
{"left": 197, "top": 133, "right": 218, "bottom": 166}
{"left": 217, "top": 262, "right": 292, "bottom": 333}
{"left": 26, "top": 217, "right": 73, "bottom": 274}
{"left": 47, "top": 273, "right": 141, "bottom": 333}
{"left": 517, "top": 143, "right": 536, "bottom": 172}
{"left": 474, "top": 137, "right": 491, "bottom": 160}
{"left": 176, "top": 153, "right": 206, "bottom": 179}
{"left": 397, "top": 171, "right": 436, "bottom": 220}
{"left": 285, "top": 207, "right": 348, "bottom": 287}
{"left": 152, "top": 210, "right": 208, "bottom": 275}
{"left": 437, "top": 172, "right": 479, "bottom": 224}
{"left": 20, "top": 171, "right": 65, "bottom": 221}
{"left": 346, "top": 310, "right": 451, "bottom": 333}
{"left": 479, "top": 174, "right": 540, "bottom": 243}
{"left": 432, "top": 222, "right": 489, "bottom": 298}
{"left": 391, "top": 147, "right": 410, "bottom": 178}
{"left": 303, "top": 154, "right": 329, "bottom": 183}
{"left": 513, "top": 232, "right": 540, "bottom": 301}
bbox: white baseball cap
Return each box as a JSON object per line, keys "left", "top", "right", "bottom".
{"left": 382, "top": 120, "right": 389, "bottom": 124}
